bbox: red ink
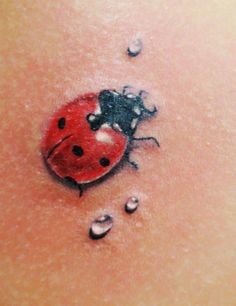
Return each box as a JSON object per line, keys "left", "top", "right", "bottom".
{"left": 41, "top": 88, "right": 159, "bottom": 196}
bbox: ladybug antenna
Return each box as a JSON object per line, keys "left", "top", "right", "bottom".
{"left": 138, "top": 90, "right": 158, "bottom": 116}
{"left": 139, "top": 90, "right": 149, "bottom": 99}
{"left": 132, "top": 136, "right": 160, "bottom": 147}
{"left": 123, "top": 85, "right": 134, "bottom": 95}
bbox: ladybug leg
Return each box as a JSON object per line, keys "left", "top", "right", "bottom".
{"left": 127, "top": 159, "right": 139, "bottom": 170}
{"left": 138, "top": 90, "right": 158, "bottom": 116}
{"left": 122, "top": 85, "right": 133, "bottom": 95}
{"left": 64, "top": 176, "right": 84, "bottom": 196}
{"left": 139, "top": 90, "right": 149, "bottom": 99}
{"left": 78, "top": 185, "right": 83, "bottom": 197}
{"left": 125, "top": 151, "right": 139, "bottom": 170}
{"left": 143, "top": 105, "right": 158, "bottom": 116}
{"left": 132, "top": 136, "right": 160, "bottom": 147}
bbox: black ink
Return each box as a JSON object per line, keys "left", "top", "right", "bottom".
{"left": 64, "top": 176, "right": 83, "bottom": 196}
{"left": 72, "top": 145, "right": 84, "bottom": 157}
{"left": 47, "top": 134, "right": 72, "bottom": 159}
{"left": 127, "top": 159, "right": 139, "bottom": 170}
{"left": 87, "top": 87, "right": 158, "bottom": 138}
{"left": 64, "top": 176, "right": 78, "bottom": 186}
{"left": 86, "top": 113, "right": 104, "bottom": 131}
{"left": 44, "top": 86, "right": 159, "bottom": 197}
{"left": 58, "top": 117, "right": 66, "bottom": 129}
{"left": 132, "top": 136, "right": 160, "bottom": 147}
{"left": 100, "top": 157, "right": 110, "bottom": 167}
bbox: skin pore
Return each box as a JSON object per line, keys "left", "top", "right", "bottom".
{"left": 0, "top": 0, "right": 236, "bottom": 305}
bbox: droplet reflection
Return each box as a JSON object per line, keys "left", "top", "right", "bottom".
{"left": 125, "top": 196, "right": 139, "bottom": 214}
{"left": 127, "top": 38, "right": 143, "bottom": 57}
{"left": 89, "top": 214, "right": 113, "bottom": 240}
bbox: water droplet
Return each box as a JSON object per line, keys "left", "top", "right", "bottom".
{"left": 127, "top": 38, "right": 143, "bottom": 57}
{"left": 125, "top": 196, "right": 139, "bottom": 214}
{"left": 89, "top": 214, "right": 113, "bottom": 240}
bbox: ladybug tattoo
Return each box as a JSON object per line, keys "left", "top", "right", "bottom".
{"left": 41, "top": 86, "right": 159, "bottom": 196}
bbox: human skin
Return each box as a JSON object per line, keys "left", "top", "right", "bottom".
{"left": 0, "top": 0, "right": 236, "bottom": 305}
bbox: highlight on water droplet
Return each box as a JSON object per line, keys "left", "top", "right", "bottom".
{"left": 125, "top": 196, "right": 139, "bottom": 214}
{"left": 89, "top": 214, "right": 113, "bottom": 240}
{"left": 127, "top": 38, "right": 143, "bottom": 57}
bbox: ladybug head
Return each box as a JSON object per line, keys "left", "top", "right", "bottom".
{"left": 87, "top": 88, "right": 157, "bottom": 137}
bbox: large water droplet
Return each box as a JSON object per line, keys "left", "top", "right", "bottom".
{"left": 89, "top": 214, "right": 113, "bottom": 240}
{"left": 127, "top": 38, "right": 143, "bottom": 57}
{"left": 125, "top": 196, "right": 139, "bottom": 213}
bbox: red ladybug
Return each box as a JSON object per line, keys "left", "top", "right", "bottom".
{"left": 41, "top": 86, "right": 159, "bottom": 196}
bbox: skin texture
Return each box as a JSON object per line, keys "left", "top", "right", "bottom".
{"left": 0, "top": 0, "right": 236, "bottom": 305}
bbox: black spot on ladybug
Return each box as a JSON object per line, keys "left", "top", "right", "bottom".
{"left": 72, "top": 145, "right": 84, "bottom": 157}
{"left": 100, "top": 157, "right": 110, "bottom": 167}
{"left": 58, "top": 117, "right": 66, "bottom": 129}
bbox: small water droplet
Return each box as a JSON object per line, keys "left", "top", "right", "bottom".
{"left": 89, "top": 214, "right": 113, "bottom": 240}
{"left": 125, "top": 196, "right": 139, "bottom": 214}
{"left": 127, "top": 38, "right": 143, "bottom": 57}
